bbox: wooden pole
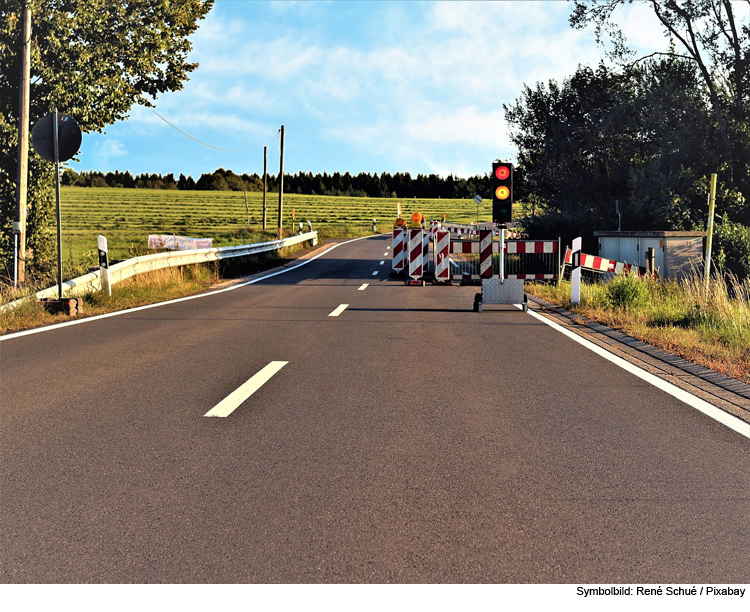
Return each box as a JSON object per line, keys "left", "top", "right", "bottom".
{"left": 14, "top": 5, "right": 31, "bottom": 284}
{"left": 278, "top": 125, "right": 284, "bottom": 238}
{"left": 262, "top": 145, "right": 267, "bottom": 230}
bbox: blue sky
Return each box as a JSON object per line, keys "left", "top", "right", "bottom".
{"left": 72, "top": 0, "right": 667, "bottom": 180}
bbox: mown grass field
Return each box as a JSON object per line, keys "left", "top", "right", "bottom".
{"left": 59, "top": 187, "right": 505, "bottom": 264}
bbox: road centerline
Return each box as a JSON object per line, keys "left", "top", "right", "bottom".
{"left": 204, "top": 361, "right": 288, "bottom": 418}
{"left": 328, "top": 303, "right": 349, "bottom": 317}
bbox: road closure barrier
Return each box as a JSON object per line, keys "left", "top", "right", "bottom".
{"left": 391, "top": 227, "right": 406, "bottom": 273}
{"left": 391, "top": 221, "right": 560, "bottom": 285}
{"left": 448, "top": 239, "right": 559, "bottom": 282}
{"left": 408, "top": 228, "right": 424, "bottom": 282}
{"left": 434, "top": 229, "right": 451, "bottom": 283}
{"left": 562, "top": 248, "right": 651, "bottom": 277}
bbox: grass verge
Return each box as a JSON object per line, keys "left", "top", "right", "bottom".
{"left": 526, "top": 272, "right": 750, "bottom": 385}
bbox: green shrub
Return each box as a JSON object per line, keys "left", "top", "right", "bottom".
{"left": 605, "top": 273, "right": 651, "bottom": 309}
{"left": 714, "top": 218, "right": 750, "bottom": 279}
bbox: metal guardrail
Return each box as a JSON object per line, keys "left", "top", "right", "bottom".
{"left": 2, "top": 231, "right": 318, "bottom": 309}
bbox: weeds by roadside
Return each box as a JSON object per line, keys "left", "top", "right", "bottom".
{"left": 526, "top": 271, "right": 750, "bottom": 384}
{"left": 0, "top": 264, "right": 221, "bottom": 335}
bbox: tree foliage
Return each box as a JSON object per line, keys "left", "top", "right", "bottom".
{"left": 504, "top": 59, "right": 725, "bottom": 245}
{"left": 61, "top": 167, "right": 493, "bottom": 200}
{"left": 569, "top": 0, "right": 750, "bottom": 198}
{"left": 0, "top": 0, "right": 213, "bottom": 279}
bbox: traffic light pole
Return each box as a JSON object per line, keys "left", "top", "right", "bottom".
{"left": 499, "top": 224, "right": 505, "bottom": 284}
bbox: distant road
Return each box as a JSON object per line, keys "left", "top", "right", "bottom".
{"left": 1, "top": 235, "right": 748, "bottom": 583}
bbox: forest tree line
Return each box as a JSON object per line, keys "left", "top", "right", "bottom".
{"left": 61, "top": 167, "right": 492, "bottom": 201}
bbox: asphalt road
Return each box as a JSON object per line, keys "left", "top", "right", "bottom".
{"left": 1, "top": 235, "right": 748, "bottom": 583}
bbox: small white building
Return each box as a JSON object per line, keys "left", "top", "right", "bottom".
{"left": 594, "top": 231, "right": 705, "bottom": 280}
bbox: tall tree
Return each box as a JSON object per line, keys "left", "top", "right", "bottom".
{"left": 504, "top": 60, "right": 721, "bottom": 243}
{"left": 570, "top": 0, "right": 750, "bottom": 198}
{"left": 0, "top": 0, "right": 213, "bottom": 278}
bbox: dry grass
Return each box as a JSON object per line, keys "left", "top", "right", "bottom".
{"left": 0, "top": 264, "right": 221, "bottom": 335}
{"left": 527, "top": 272, "right": 750, "bottom": 384}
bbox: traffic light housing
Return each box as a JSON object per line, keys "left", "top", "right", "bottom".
{"left": 492, "top": 161, "right": 513, "bottom": 223}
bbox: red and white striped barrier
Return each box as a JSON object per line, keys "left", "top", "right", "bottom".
{"left": 450, "top": 240, "right": 557, "bottom": 254}
{"left": 391, "top": 227, "right": 406, "bottom": 272}
{"left": 449, "top": 240, "right": 560, "bottom": 281}
{"left": 444, "top": 224, "right": 524, "bottom": 239}
{"left": 444, "top": 224, "right": 478, "bottom": 237}
{"left": 479, "top": 229, "right": 493, "bottom": 278}
{"left": 434, "top": 229, "right": 450, "bottom": 282}
{"left": 563, "top": 249, "right": 648, "bottom": 276}
{"left": 506, "top": 240, "right": 557, "bottom": 254}
{"left": 408, "top": 229, "right": 424, "bottom": 280}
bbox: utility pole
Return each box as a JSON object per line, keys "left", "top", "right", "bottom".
{"left": 262, "top": 145, "right": 267, "bottom": 230}
{"left": 14, "top": 5, "right": 31, "bottom": 286}
{"left": 278, "top": 125, "right": 284, "bottom": 238}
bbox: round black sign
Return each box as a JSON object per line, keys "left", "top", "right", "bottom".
{"left": 31, "top": 112, "right": 82, "bottom": 163}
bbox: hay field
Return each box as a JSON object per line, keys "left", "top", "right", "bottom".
{"left": 58, "top": 187, "right": 505, "bottom": 262}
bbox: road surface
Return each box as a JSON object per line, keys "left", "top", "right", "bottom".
{"left": 1, "top": 235, "right": 748, "bottom": 583}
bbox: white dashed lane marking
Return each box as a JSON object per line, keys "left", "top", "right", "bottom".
{"left": 204, "top": 361, "right": 288, "bottom": 418}
{"left": 328, "top": 304, "right": 349, "bottom": 317}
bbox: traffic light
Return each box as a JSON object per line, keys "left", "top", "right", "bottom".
{"left": 492, "top": 161, "right": 513, "bottom": 223}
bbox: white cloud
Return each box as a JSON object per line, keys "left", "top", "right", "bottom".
{"left": 98, "top": 1, "right": 683, "bottom": 177}
{"left": 93, "top": 139, "right": 128, "bottom": 167}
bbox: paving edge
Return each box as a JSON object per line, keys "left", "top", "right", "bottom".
{"left": 526, "top": 294, "right": 750, "bottom": 408}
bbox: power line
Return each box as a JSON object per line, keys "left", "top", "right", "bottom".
{"left": 148, "top": 108, "right": 251, "bottom": 152}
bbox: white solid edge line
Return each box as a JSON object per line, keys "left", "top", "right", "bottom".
{"left": 521, "top": 305, "right": 750, "bottom": 440}
{"left": 328, "top": 303, "right": 349, "bottom": 317}
{"left": 1, "top": 235, "right": 375, "bottom": 342}
{"left": 204, "top": 361, "right": 288, "bottom": 418}
{"left": 358, "top": 284, "right": 369, "bottom": 291}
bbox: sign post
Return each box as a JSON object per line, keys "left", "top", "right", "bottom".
{"left": 474, "top": 194, "right": 482, "bottom": 225}
{"left": 31, "top": 110, "right": 82, "bottom": 301}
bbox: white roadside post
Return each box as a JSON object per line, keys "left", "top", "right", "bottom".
{"left": 571, "top": 236, "right": 582, "bottom": 305}
{"left": 97, "top": 235, "right": 111, "bottom": 297}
